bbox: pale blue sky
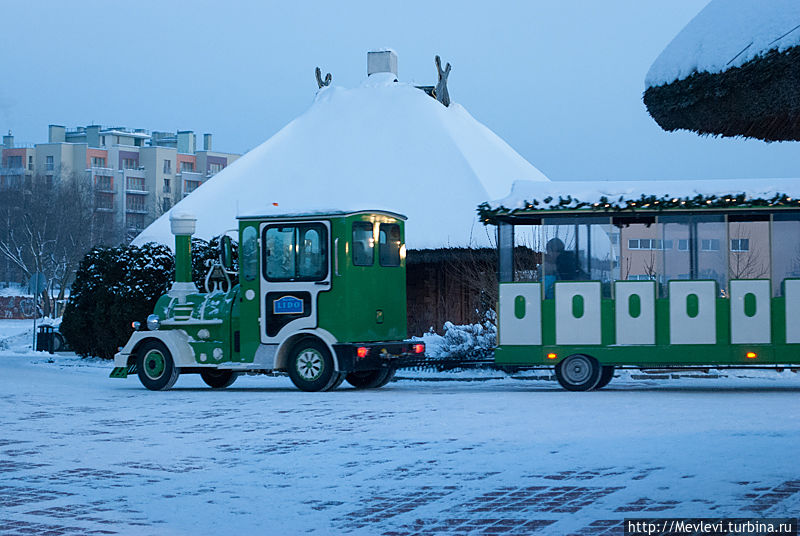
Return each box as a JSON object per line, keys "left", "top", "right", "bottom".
{"left": 2, "top": 0, "right": 797, "bottom": 181}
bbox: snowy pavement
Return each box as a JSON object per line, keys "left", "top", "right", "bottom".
{"left": 1, "top": 326, "right": 800, "bottom": 535}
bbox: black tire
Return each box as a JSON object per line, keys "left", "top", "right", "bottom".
{"left": 287, "top": 338, "right": 337, "bottom": 392}
{"left": 594, "top": 366, "right": 615, "bottom": 390}
{"left": 554, "top": 354, "right": 601, "bottom": 392}
{"left": 136, "top": 339, "right": 179, "bottom": 391}
{"left": 52, "top": 333, "right": 65, "bottom": 352}
{"left": 200, "top": 369, "right": 238, "bottom": 389}
{"left": 345, "top": 368, "right": 395, "bottom": 389}
{"left": 327, "top": 372, "right": 346, "bottom": 391}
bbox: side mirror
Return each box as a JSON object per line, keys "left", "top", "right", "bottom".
{"left": 219, "top": 235, "right": 233, "bottom": 270}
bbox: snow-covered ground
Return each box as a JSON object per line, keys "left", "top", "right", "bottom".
{"left": 2, "top": 320, "right": 799, "bottom": 535}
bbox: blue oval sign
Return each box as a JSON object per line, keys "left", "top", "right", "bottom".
{"left": 273, "top": 296, "right": 304, "bottom": 315}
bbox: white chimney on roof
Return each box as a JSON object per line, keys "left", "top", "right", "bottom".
{"left": 367, "top": 50, "right": 398, "bottom": 78}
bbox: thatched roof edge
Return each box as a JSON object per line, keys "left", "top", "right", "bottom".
{"left": 644, "top": 45, "right": 800, "bottom": 142}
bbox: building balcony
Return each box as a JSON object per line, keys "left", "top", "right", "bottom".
{"left": 125, "top": 207, "right": 149, "bottom": 214}
{"left": 125, "top": 187, "right": 149, "bottom": 195}
{"left": 88, "top": 166, "right": 115, "bottom": 176}
{"left": 178, "top": 171, "right": 202, "bottom": 181}
{"left": 121, "top": 168, "right": 146, "bottom": 178}
{"left": 94, "top": 207, "right": 115, "bottom": 213}
{"left": 0, "top": 167, "right": 27, "bottom": 177}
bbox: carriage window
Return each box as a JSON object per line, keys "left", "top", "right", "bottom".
{"left": 542, "top": 217, "right": 613, "bottom": 298}
{"left": 264, "top": 224, "right": 328, "bottom": 281}
{"left": 512, "top": 224, "right": 542, "bottom": 283}
{"left": 241, "top": 226, "right": 259, "bottom": 281}
{"left": 728, "top": 220, "right": 769, "bottom": 280}
{"left": 618, "top": 222, "right": 665, "bottom": 285}
{"left": 772, "top": 213, "right": 800, "bottom": 295}
{"left": 352, "top": 222, "right": 374, "bottom": 266}
{"left": 661, "top": 214, "right": 726, "bottom": 296}
{"left": 379, "top": 223, "right": 402, "bottom": 266}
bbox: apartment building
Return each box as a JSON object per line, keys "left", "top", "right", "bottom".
{"left": 0, "top": 125, "right": 240, "bottom": 243}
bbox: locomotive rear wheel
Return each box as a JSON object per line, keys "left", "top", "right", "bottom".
{"left": 594, "top": 366, "right": 615, "bottom": 390}
{"left": 554, "top": 354, "right": 601, "bottom": 391}
{"left": 345, "top": 368, "right": 395, "bottom": 389}
{"left": 200, "top": 369, "right": 238, "bottom": 389}
{"left": 287, "top": 339, "right": 336, "bottom": 392}
{"left": 136, "top": 340, "right": 179, "bottom": 391}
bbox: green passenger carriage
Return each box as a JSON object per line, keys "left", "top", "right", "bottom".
{"left": 111, "top": 209, "right": 424, "bottom": 392}
{"left": 483, "top": 179, "right": 800, "bottom": 391}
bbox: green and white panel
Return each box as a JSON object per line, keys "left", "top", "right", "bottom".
{"left": 785, "top": 279, "right": 800, "bottom": 344}
{"left": 730, "top": 279, "right": 771, "bottom": 344}
{"left": 614, "top": 281, "right": 656, "bottom": 345}
{"left": 499, "top": 283, "right": 541, "bottom": 346}
{"left": 669, "top": 281, "right": 717, "bottom": 345}
{"left": 555, "top": 282, "right": 601, "bottom": 345}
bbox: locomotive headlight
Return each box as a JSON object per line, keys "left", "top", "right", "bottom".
{"left": 146, "top": 314, "right": 161, "bottom": 331}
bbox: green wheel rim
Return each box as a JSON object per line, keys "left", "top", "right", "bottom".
{"left": 296, "top": 348, "right": 324, "bottom": 381}
{"left": 143, "top": 350, "right": 166, "bottom": 380}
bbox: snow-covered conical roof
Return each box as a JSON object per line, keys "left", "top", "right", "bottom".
{"left": 133, "top": 73, "right": 548, "bottom": 249}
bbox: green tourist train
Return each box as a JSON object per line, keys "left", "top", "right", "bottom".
{"left": 483, "top": 179, "right": 800, "bottom": 391}
{"left": 111, "top": 210, "right": 424, "bottom": 392}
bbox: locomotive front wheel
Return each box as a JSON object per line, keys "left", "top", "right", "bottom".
{"left": 554, "top": 354, "right": 601, "bottom": 391}
{"left": 136, "top": 340, "right": 179, "bottom": 391}
{"left": 200, "top": 369, "right": 238, "bottom": 389}
{"left": 345, "top": 368, "right": 395, "bottom": 389}
{"left": 287, "top": 339, "right": 337, "bottom": 392}
{"left": 594, "top": 366, "right": 615, "bottom": 390}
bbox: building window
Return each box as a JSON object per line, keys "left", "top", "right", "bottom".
{"left": 126, "top": 177, "right": 145, "bottom": 191}
{"left": 163, "top": 159, "right": 172, "bottom": 174}
{"left": 208, "top": 162, "right": 224, "bottom": 174}
{"left": 91, "top": 156, "right": 106, "bottom": 168}
{"left": 28, "top": 156, "right": 33, "bottom": 170}
{"left": 163, "top": 179, "right": 171, "bottom": 193}
{"left": 95, "top": 192, "right": 114, "bottom": 210}
{"left": 731, "top": 238, "right": 750, "bottom": 252}
{"left": 628, "top": 239, "right": 672, "bottom": 250}
{"left": 46, "top": 156, "right": 54, "bottom": 171}
{"left": 95, "top": 175, "right": 113, "bottom": 190}
{"left": 184, "top": 179, "right": 201, "bottom": 194}
{"left": 122, "top": 158, "right": 137, "bottom": 169}
{"left": 101, "top": 136, "right": 106, "bottom": 145}
{"left": 162, "top": 198, "right": 172, "bottom": 212}
{"left": 126, "top": 195, "right": 146, "bottom": 212}
{"left": 127, "top": 213, "right": 146, "bottom": 231}
{"left": 678, "top": 239, "right": 689, "bottom": 251}
{"left": 7, "top": 156, "right": 22, "bottom": 169}
{"left": 181, "top": 161, "right": 194, "bottom": 172}
{"left": 701, "top": 238, "right": 720, "bottom": 251}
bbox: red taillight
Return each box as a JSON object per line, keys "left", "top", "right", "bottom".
{"left": 412, "top": 343, "right": 425, "bottom": 354}
{"left": 746, "top": 352, "right": 757, "bottom": 359}
{"left": 356, "top": 347, "right": 369, "bottom": 358}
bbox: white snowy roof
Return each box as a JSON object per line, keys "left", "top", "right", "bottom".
{"left": 646, "top": 0, "right": 800, "bottom": 88}
{"left": 487, "top": 178, "right": 800, "bottom": 213}
{"left": 133, "top": 73, "right": 548, "bottom": 249}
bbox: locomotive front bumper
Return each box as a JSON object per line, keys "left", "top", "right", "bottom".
{"left": 333, "top": 341, "right": 425, "bottom": 373}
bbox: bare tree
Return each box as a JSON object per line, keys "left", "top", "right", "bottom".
{"left": 729, "top": 225, "right": 769, "bottom": 279}
{"left": 0, "top": 171, "right": 114, "bottom": 315}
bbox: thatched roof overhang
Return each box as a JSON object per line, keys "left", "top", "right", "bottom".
{"left": 644, "top": 45, "right": 800, "bottom": 142}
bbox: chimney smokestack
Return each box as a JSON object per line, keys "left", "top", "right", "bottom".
{"left": 367, "top": 50, "right": 398, "bottom": 78}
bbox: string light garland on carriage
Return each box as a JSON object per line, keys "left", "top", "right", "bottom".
{"left": 478, "top": 192, "right": 800, "bottom": 222}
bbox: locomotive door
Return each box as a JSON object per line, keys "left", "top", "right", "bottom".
{"left": 259, "top": 220, "right": 331, "bottom": 343}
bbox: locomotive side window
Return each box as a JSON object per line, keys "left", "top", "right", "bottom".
{"left": 241, "top": 226, "right": 259, "bottom": 281}
{"left": 352, "top": 222, "right": 374, "bottom": 266}
{"left": 264, "top": 224, "right": 328, "bottom": 281}
{"left": 379, "top": 223, "right": 401, "bottom": 266}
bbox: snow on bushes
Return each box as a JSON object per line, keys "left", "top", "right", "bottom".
{"left": 426, "top": 311, "right": 497, "bottom": 361}
{"left": 61, "top": 238, "right": 233, "bottom": 359}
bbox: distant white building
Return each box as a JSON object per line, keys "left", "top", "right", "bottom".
{"left": 0, "top": 125, "right": 241, "bottom": 243}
